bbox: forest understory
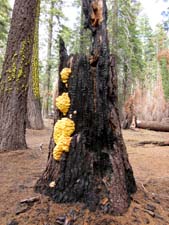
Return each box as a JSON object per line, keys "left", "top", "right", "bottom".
{"left": 0, "top": 119, "right": 169, "bottom": 225}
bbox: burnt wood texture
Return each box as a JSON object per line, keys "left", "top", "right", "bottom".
{"left": 35, "top": 0, "right": 136, "bottom": 214}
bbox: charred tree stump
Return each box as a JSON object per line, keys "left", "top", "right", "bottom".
{"left": 35, "top": 0, "right": 136, "bottom": 214}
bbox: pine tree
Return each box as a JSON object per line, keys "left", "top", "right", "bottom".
{"left": 27, "top": 0, "right": 44, "bottom": 130}
{"left": 107, "top": 0, "right": 143, "bottom": 105}
{"left": 0, "top": 0, "right": 11, "bottom": 71}
{"left": 0, "top": 0, "right": 39, "bottom": 150}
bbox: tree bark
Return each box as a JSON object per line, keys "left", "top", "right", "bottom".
{"left": 0, "top": 0, "right": 39, "bottom": 150}
{"left": 137, "top": 120, "right": 169, "bottom": 132}
{"left": 27, "top": 0, "right": 44, "bottom": 130}
{"left": 35, "top": 0, "right": 136, "bottom": 215}
{"left": 27, "top": 75, "right": 44, "bottom": 130}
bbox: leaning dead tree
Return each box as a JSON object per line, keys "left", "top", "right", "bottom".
{"left": 35, "top": 0, "right": 136, "bottom": 214}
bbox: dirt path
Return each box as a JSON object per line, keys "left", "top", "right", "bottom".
{"left": 124, "top": 129, "right": 169, "bottom": 182}
{"left": 0, "top": 124, "right": 169, "bottom": 225}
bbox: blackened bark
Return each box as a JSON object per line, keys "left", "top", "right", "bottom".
{"left": 35, "top": 0, "right": 136, "bottom": 215}
{"left": 0, "top": 0, "right": 38, "bottom": 150}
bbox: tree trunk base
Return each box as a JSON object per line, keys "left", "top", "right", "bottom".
{"left": 35, "top": 132, "right": 136, "bottom": 214}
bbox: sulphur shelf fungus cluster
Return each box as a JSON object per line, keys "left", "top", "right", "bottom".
{"left": 53, "top": 118, "right": 75, "bottom": 160}
{"left": 56, "top": 92, "right": 70, "bottom": 115}
{"left": 60, "top": 68, "right": 71, "bottom": 84}
{"left": 53, "top": 67, "right": 75, "bottom": 161}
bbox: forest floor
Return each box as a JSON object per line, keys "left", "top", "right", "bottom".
{"left": 0, "top": 120, "right": 169, "bottom": 225}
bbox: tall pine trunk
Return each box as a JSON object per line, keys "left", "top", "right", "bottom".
{"left": 27, "top": 0, "right": 44, "bottom": 130}
{"left": 0, "top": 0, "right": 39, "bottom": 150}
{"left": 35, "top": 0, "right": 136, "bottom": 214}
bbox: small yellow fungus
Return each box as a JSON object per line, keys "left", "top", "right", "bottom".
{"left": 53, "top": 119, "right": 63, "bottom": 144}
{"left": 49, "top": 181, "right": 56, "bottom": 188}
{"left": 56, "top": 92, "right": 70, "bottom": 115}
{"left": 53, "top": 118, "right": 75, "bottom": 144}
{"left": 53, "top": 118, "right": 75, "bottom": 161}
{"left": 60, "top": 68, "right": 71, "bottom": 83}
{"left": 53, "top": 135, "right": 72, "bottom": 160}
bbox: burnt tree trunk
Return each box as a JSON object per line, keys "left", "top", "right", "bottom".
{"left": 35, "top": 0, "right": 136, "bottom": 214}
{"left": 0, "top": 0, "right": 39, "bottom": 150}
{"left": 27, "top": 0, "right": 44, "bottom": 130}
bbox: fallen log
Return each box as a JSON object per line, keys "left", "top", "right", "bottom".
{"left": 137, "top": 120, "right": 169, "bottom": 132}
{"left": 136, "top": 141, "right": 169, "bottom": 146}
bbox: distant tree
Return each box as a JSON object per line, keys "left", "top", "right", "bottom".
{"left": 0, "top": 0, "right": 39, "bottom": 150}
{"left": 27, "top": 0, "right": 44, "bottom": 130}
{"left": 0, "top": 0, "right": 11, "bottom": 71}
{"left": 156, "top": 25, "right": 169, "bottom": 99}
{"left": 159, "top": 55, "right": 169, "bottom": 99}
{"left": 42, "top": 0, "right": 55, "bottom": 118}
{"left": 138, "top": 16, "right": 158, "bottom": 88}
{"left": 42, "top": 0, "right": 66, "bottom": 118}
{"left": 107, "top": 0, "right": 143, "bottom": 106}
{"left": 161, "top": 0, "right": 169, "bottom": 31}
{"left": 73, "top": 0, "right": 91, "bottom": 54}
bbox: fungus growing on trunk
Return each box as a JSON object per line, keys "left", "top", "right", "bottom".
{"left": 60, "top": 68, "right": 72, "bottom": 84}
{"left": 53, "top": 118, "right": 75, "bottom": 161}
{"left": 56, "top": 92, "right": 70, "bottom": 115}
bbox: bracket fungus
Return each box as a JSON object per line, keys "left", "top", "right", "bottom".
{"left": 60, "top": 67, "right": 72, "bottom": 84}
{"left": 56, "top": 92, "right": 70, "bottom": 115}
{"left": 53, "top": 118, "right": 75, "bottom": 161}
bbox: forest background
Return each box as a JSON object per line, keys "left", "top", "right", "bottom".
{"left": 1, "top": 0, "right": 169, "bottom": 122}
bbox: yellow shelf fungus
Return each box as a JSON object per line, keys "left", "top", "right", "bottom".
{"left": 56, "top": 92, "right": 70, "bottom": 115}
{"left": 53, "top": 118, "right": 75, "bottom": 161}
{"left": 60, "top": 68, "right": 71, "bottom": 83}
